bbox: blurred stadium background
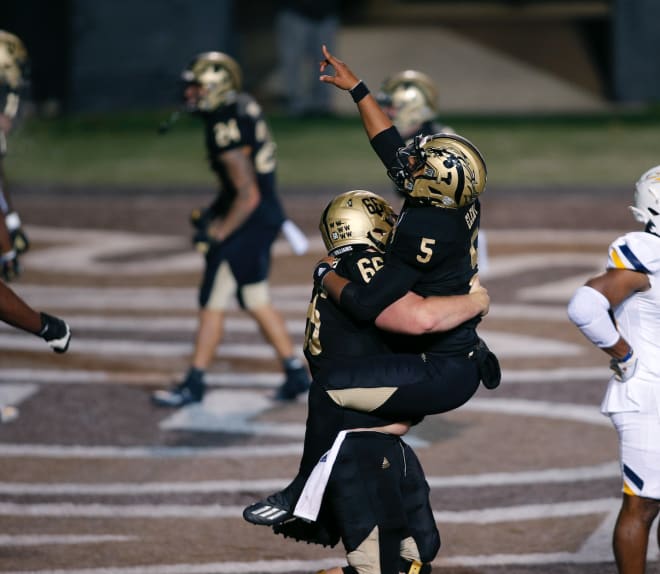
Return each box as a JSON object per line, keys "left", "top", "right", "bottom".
{"left": 1, "top": 1, "right": 659, "bottom": 573}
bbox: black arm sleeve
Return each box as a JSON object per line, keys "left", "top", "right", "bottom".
{"left": 339, "top": 256, "right": 422, "bottom": 322}
{"left": 370, "top": 126, "right": 405, "bottom": 169}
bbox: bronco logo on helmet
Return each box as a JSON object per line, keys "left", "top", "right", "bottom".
{"left": 389, "top": 133, "right": 487, "bottom": 209}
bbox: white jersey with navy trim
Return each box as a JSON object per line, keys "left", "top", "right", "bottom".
{"left": 601, "top": 230, "right": 660, "bottom": 415}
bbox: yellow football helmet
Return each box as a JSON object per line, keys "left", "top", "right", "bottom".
{"left": 320, "top": 190, "right": 397, "bottom": 256}
{"left": 378, "top": 70, "right": 438, "bottom": 134}
{"left": 0, "top": 30, "right": 28, "bottom": 90}
{"left": 389, "top": 133, "right": 487, "bottom": 209}
{"left": 181, "top": 51, "right": 242, "bottom": 111}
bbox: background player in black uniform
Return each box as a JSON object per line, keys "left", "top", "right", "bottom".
{"left": 314, "top": 44, "right": 500, "bottom": 422}
{"left": 377, "top": 69, "right": 454, "bottom": 143}
{"left": 245, "top": 190, "right": 490, "bottom": 574}
{"left": 0, "top": 30, "right": 30, "bottom": 282}
{"left": 152, "top": 52, "right": 310, "bottom": 407}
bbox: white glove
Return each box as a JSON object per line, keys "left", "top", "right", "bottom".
{"left": 609, "top": 349, "right": 637, "bottom": 382}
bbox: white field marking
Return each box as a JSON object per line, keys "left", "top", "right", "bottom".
{"left": 0, "top": 303, "right": 575, "bottom": 335}
{"left": 0, "top": 329, "right": 581, "bottom": 359}
{"left": 0, "top": 498, "right": 619, "bottom": 522}
{"left": 484, "top": 228, "right": 625, "bottom": 245}
{"left": 158, "top": 390, "right": 306, "bottom": 437}
{"left": 0, "top": 336, "right": 271, "bottom": 358}
{"left": 9, "top": 284, "right": 310, "bottom": 312}
{"left": 464, "top": 397, "right": 610, "bottom": 426}
{"left": 0, "top": 462, "right": 619, "bottom": 496}
{"left": 0, "top": 316, "right": 306, "bottom": 334}
{"left": 433, "top": 497, "right": 617, "bottom": 524}
{"left": 0, "top": 443, "right": 303, "bottom": 459}
{"left": 0, "top": 534, "right": 134, "bottom": 546}
{"left": 0, "top": 498, "right": 621, "bottom": 524}
{"left": 0, "top": 384, "right": 38, "bottom": 408}
{"left": 503, "top": 366, "right": 611, "bottom": 383}
{"left": 482, "top": 253, "right": 602, "bottom": 280}
{"left": 0, "top": 557, "right": 346, "bottom": 574}
{"left": 0, "top": 369, "right": 287, "bottom": 388}
{"left": 24, "top": 226, "right": 324, "bottom": 276}
{"left": 0, "top": 366, "right": 611, "bottom": 387}
{"left": 518, "top": 273, "right": 604, "bottom": 303}
{"left": 156, "top": 389, "right": 429, "bottom": 446}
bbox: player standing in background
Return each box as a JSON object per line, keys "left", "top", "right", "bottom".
{"left": 567, "top": 166, "right": 660, "bottom": 574}
{"left": 0, "top": 30, "right": 30, "bottom": 282}
{"left": 152, "top": 52, "right": 310, "bottom": 407}
{"left": 377, "top": 69, "right": 454, "bottom": 142}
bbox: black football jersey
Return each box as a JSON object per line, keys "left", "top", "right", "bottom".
{"left": 304, "top": 249, "right": 392, "bottom": 377}
{"left": 201, "top": 93, "right": 285, "bottom": 228}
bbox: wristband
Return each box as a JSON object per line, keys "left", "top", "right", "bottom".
{"left": 619, "top": 348, "right": 634, "bottom": 363}
{"left": 5, "top": 211, "right": 20, "bottom": 231}
{"left": 0, "top": 249, "right": 16, "bottom": 263}
{"left": 314, "top": 261, "right": 336, "bottom": 286}
{"left": 349, "top": 80, "right": 370, "bottom": 103}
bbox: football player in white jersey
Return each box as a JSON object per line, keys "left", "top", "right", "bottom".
{"left": 568, "top": 166, "right": 660, "bottom": 574}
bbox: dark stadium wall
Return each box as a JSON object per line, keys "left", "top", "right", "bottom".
{"left": 612, "top": 0, "right": 660, "bottom": 103}
{"left": 67, "top": 0, "right": 236, "bottom": 113}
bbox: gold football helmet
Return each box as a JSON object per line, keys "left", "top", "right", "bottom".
{"left": 389, "top": 133, "right": 487, "bottom": 209}
{"left": 378, "top": 70, "right": 438, "bottom": 134}
{"left": 181, "top": 51, "right": 242, "bottom": 111}
{"left": 0, "top": 30, "right": 28, "bottom": 90}
{"left": 320, "top": 190, "right": 397, "bottom": 256}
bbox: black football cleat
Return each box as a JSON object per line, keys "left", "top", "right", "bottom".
{"left": 243, "top": 491, "right": 293, "bottom": 526}
{"left": 151, "top": 382, "right": 204, "bottom": 408}
{"left": 274, "top": 366, "right": 311, "bottom": 401}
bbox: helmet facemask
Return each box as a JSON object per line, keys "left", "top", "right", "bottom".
{"left": 631, "top": 167, "right": 660, "bottom": 236}
{"left": 388, "top": 133, "right": 487, "bottom": 209}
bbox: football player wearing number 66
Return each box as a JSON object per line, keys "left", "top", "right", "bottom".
{"left": 568, "top": 166, "right": 660, "bottom": 574}
{"left": 152, "top": 52, "right": 311, "bottom": 408}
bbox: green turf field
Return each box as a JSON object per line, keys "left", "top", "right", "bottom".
{"left": 7, "top": 109, "right": 660, "bottom": 188}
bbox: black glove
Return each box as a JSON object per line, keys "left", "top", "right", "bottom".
{"left": 473, "top": 337, "right": 501, "bottom": 390}
{"left": 5, "top": 212, "right": 29, "bottom": 254}
{"left": 190, "top": 207, "right": 214, "bottom": 253}
{"left": 38, "top": 312, "right": 72, "bottom": 353}
{"left": 1, "top": 249, "right": 20, "bottom": 282}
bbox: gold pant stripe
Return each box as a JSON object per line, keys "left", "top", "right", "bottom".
{"left": 327, "top": 387, "right": 398, "bottom": 412}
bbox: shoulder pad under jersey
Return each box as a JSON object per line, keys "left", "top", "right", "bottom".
{"left": 607, "top": 231, "right": 660, "bottom": 274}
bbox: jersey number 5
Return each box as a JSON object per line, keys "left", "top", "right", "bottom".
{"left": 416, "top": 237, "right": 436, "bottom": 264}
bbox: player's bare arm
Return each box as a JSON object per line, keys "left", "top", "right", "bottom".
{"left": 376, "top": 284, "right": 489, "bottom": 335}
{"left": 209, "top": 146, "right": 261, "bottom": 241}
{"left": 319, "top": 45, "right": 392, "bottom": 139}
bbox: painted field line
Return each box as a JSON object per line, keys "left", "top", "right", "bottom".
{"left": 0, "top": 497, "right": 618, "bottom": 522}
{"left": 0, "top": 443, "right": 303, "bottom": 459}
{"left": 0, "top": 462, "right": 618, "bottom": 496}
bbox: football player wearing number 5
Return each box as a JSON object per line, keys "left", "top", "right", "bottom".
{"left": 152, "top": 52, "right": 310, "bottom": 407}
{"left": 312, "top": 45, "right": 500, "bottom": 423}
